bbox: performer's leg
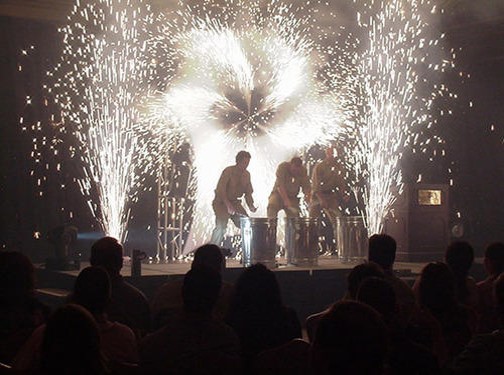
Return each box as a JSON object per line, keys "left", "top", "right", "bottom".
{"left": 325, "top": 199, "right": 343, "bottom": 253}
{"left": 210, "top": 201, "right": 229, "bottom": 246}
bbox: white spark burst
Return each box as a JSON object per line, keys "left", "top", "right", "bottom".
{"left": 351, "top": 0, "right": 454, "bottom": 235}
{"left": 149, "top": 0, "right": 350, "bottom": 251}
{"left": 49, "top": 0, "right": 153, "bottom": 241}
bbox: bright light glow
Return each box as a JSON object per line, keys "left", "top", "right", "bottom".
{"left": 148, "top": 1, "right": 349, "bottom": 251}
{"left": 51, "top": 0, "right": 153, "bottom": 241}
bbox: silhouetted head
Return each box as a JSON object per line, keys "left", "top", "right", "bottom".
{"left": 71, "top": 266, "right": 111, "bottom": 315}
{"left": 347, "top": 262, "right": 385, "bottom": 299}
{"left": 182, "top": 267, "right": 222, "bottom": 315}
{"left": 445, "top": 241, "right": 474, "bottom": 277}
{"left": 418, "top": 262, "right": 457, "bottom": 314}
{"left": 312, "top": 300, "right": 387, "bottom": 375}
{"left": 40, "top": 304, "right": 105, "bottom": 374}
{"left": 368, "top": 234, "right": 397, "bottom": 271}
{"left": 230, "top": 263, "right": 283, "bottom": 314}
{"left": 0, "top": 251, "right": 35, "bottom": 303}
{"left": 445, "top": 241, "right": 474, "bottom": 304}
{"left": 192, "top": 244, "right": 225, "bottom": 274}
{"left": 484, "top": 242, "right": 504, "bottom": 276}
{"left": 357, "top": 276, "right": 397, "bottom": 321}
{"left": 90, "top": 237, "right": 123, "bottom": 276}
{"left": 235, "top": 150, "right": 251, "bottom": 170}
{"left": 289, "top": 157, "right": 304, "bottom": 176}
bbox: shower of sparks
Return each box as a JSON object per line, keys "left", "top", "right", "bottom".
{"left": 350, "top": 0, "right": 455, "bottom": 235}
{"left": 47, "top": 0, "right": 153, "bottom": 241}
{"left": 148, "top": 0, "right": 352, "bottom": 252}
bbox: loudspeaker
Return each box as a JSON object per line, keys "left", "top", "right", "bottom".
{"left": 383, "top": 184, "right": 449, "bottom": 262}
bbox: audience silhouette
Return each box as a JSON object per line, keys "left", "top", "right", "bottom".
{"left": 150, "top": 243, "right": 233, "bottom": 329}
{"left": 90, "top": 237, "right": 151, "bottom": 336}
{"left": 39, "top": 304, "right": 108, "bottom": 375}
{"left": 0, "top": 251, "right": 49, "bottom": 365}
{"left": 225, "top": 263, "right": 301, "bottom": 371}
{"left": 141, "top": 267, "right": 241, "bottom": 375}
{"left": 4, "top": 233, "right": 504, "bottom": 374}
{"left": 311, "top": 300, "right": 387, "bottom": 375}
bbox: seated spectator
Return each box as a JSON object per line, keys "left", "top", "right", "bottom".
{"left": 476, "top": 242, "right": 504, "bottom": 333}
{"left": 305, "top": 262, "right": 384, "bottom": 342}
{"left": 150, "top": 244, "right": 233, "bottom": 329}
{"left": 311, "top": 300, "right": 388, "bottom": 375}
{"left": 0, "top": 251, "right": 49, "bottom": 365}
{"left": 14, "top": 266, "right": 138, "bottom": 370}
{"left": 141, "top": 267, "right": 240, "bottom": 375}
{"left": 90, "top": 237, "right": 150, "bottom": 335}
{"left": 368, "top": 234, "right": 417, "bottom": 326}
{"left": 357, "top": 277, "right": 439, "bottom": 374}
{"left": 445, "top": 241, "right": 478, "bottom": 310}
{"left": 415, "top": 262, "right": 474, "bottom": 364}
{"left": 38, "top": 304, "right": 108, "bottom": 375}
{"left": 254, "top": 338, "right": 311, "bottom": 375}
{"left": 226, "top": 263, "right": 301, "bottom": 369}
{"left": 451, "top": 272, "right": 504, "bottom": 373}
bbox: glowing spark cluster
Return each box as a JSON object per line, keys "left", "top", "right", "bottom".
{"left": 350, "top": 0, "right": 455, "bottom": 235}
{"left": 22, "top": 0, "right": 460, "bottom": 251}
{"left": 148, "top": 0, "right": 350, "bottom": 250}
{"left": 48, "top": 0, "right": 153, "bottom": 240}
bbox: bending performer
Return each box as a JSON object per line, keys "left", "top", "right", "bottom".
{"left": 210, "top": 151, "right": 257, "bottom": 246}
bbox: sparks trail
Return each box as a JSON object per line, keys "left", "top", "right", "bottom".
{"left": 49, "top": 0, "right": 154, "bottom": 240}
{"left": 147, "top": 0, "right": 351, "bottom": 251}
{"left": 350, "top": 0, "right": 455, "bottom": 235}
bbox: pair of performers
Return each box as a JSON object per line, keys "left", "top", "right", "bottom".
{"left": 210, "top": 148, "right": 348, "bottom": 249}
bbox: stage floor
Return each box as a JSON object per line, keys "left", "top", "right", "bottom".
{"left": 55, "top": 255, "right": 427, "bottom": 278}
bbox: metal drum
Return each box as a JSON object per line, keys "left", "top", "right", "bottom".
{"left": 285, "top": 217, "right": 319, "bottom": 267}
{"left": 240, "top": 217, "right": 277, "bottom": 268}
{"left": 335, "top": 216, "right": 368, "bottom": 262}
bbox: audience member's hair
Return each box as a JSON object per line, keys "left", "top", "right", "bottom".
{"left": 445, "top": 241, "right": 474, "bottom": 303}
{"left": 312, "top": 301, "right": 387, "bottom": 375}
{"left": 39, "top": 304, "right": 107, "bottom": 375}
{"left": 229, "top": 263, "right": 283, "bottom": 315}
{"left": 347, "top": 262, "right": 385, "bottom": 299}
{"left": 235, "top": 150, "right": 251, "bottom": 163}
{"left": 182, "top": 267, "right": 222, "bottom": 314}
{"left": 191, "top": 244, "right": 224, "bottom": 274}
{"left": 485, "top": 242, "right": 504, "bottom": 276}
{"left": 226, "top": 263, "right": 301, "bottom": 362}
{"left": 71, "top": 266, "right": 111, "bottom": 315}
{"left": 356, "top": 276, "right": 396, "bottom": 320}
{"left": 0, "top": 251, "right": 35, "bottom": 304}
{"left": 368, "top": 234, "right": 397, "bottom": 270}
{"left": 90, "top": 237, "right": 123, "bottom": 275}
{"left": 418, "top": 262, "right": 457, "bottom": 314}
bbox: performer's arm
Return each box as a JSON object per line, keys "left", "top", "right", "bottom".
{"left": 216, "top": 168, "right": 235, "bottom": 214}
{"left": 244, "top": 172, "right": 257, "bottom": 212}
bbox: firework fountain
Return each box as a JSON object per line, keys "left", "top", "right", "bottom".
{"left": 49, "top": 0, "right": 153, "bottom": 241}
{"left": 33, "top": 0, "right": 455, "bottom": 252}
{"left": 352, "top": 0, "right": 454, "bottom": 235}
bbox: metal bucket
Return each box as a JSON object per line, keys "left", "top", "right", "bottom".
{"left": 285, "top": 217, "right": 319, "bottom": 267}
{"left": 335, "top": 216, "right": 368, "bottom": 262}
{"left": 240, "top": 217, "right": 277, "bottom": 268}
